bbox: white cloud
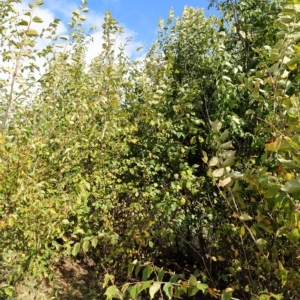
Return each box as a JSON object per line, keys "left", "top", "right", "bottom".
{"left": 1, "top": 0, "right": 146, "bottom": 85}
{"left": 85, "top": 24, "right": 145, "bottom": 65}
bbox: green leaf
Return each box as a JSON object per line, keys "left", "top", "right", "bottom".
{"left": 149, "top": 282, "right": 161, "bottom": 299}
{"left": 105, "top": 285, "right": 121, "bottom": 300}
{"left": 270, "top": 293, "right": 283, "bottom": 300}
{"left": 256, "top": 238, "right": 267, "bottom": 249}
{"left": 26, "top": 28, "right": 39, "bottom": 37}
{"left": 158, "top": 269, "right": 165, "bottom": 281}
{"left": 163, "top": 282, "right": 173, "bottom": 299}
{"left": 71, "top": 242, "right": 81, "bottom": 256}
{"left": 288, "top": 228, "right": 300, "bottom": 242}
{"left": 103, "top": 274, "right": 114, "bottom": 288}
{"left": 197, "top": 283, "right": 208, "bottom": 293}
{"left": 188, "top": 286, "right": 199, "bottom": 297}
{"left": 60, "top": 35, "right": 69, "bottom": 40}
{"left": 141, "top": 281, "right": 153, "bottom": 292}
{"left": 32, "top": 16, "right": 43, "bottom": 23}
{"left": 135, "top": 265, "right": 141, "bottom": 277}
{"left": 170, "top": 274, "right": 179, "bottom": 283}
{"left": 129, "top": 285, "right": 139, "bottom": 299}
{"left": 259, "top": 295, "right": 270, "bottom": 300}
{"left": 8, "top": 217, "right": 15, "bottom": 227}
{"left": 91, "top": 237, "right": 98, "bottom": 248}
{"left": 222, "top": 291, "right": 232, "bottom": 300}
{"left": 281, "top": 179, "right": 300, "bottom": 193}
{"left": 189, "top": 274, "right": 197, "bottom": 286}
{"left": 4, "top": 287, "right": 13, "bottom": 297}
{"left": 142, "top": 265, "right": 152, "bottom": 281}
{"left": 17, "top": 20, "right": 29, "bottom": 26}
{"left": 82, "top": 240, "right": 89, "bottom": 252}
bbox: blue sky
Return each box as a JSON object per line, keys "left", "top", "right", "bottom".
{"left": 85, "top": 0, "right": 218, "bottom": 48}
{"left": 16, "top": 0, "right": 219, "bottom": 63}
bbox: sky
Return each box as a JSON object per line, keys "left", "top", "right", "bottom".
{"left": 37, "top": 0, "right": 219, "bottom": 61}
{"left": 13, "top": 0, "right": 220, "bottom": 65}
{"left": 85, "top": 0, "right": 218, "bottom": 48}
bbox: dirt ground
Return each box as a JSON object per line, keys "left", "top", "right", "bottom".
{"left": 1, "top": 257, "right": 103, "bottom": 300}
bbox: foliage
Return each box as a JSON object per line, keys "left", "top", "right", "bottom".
{"left": 0, "top": 0, "right": 300, "bottom": 299}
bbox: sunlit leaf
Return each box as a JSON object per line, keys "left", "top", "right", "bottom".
{"left": 239, "top": 214, "right": 253, "bottom": 221}
{"left": 26, "top": 28, "right": 39, "bottom": 37}
{"left": 32, "top": 16, "right": 43, "bottom": 23}
{"left": 163, "top": 282, "right": 173, "bottom": 299}
{"left": 212, "top": 168, "right": 225, "bottom": 178}
{"left": 60, "top": 35, "right": 69, "bottom": 40}
{"left": 211, "top": 119, "right": 222, "bottom": 132}
{"left": 82, "top": 240, "right": 89, "bottom": 252}
{"left": 209, "top": 157, "right": 219, "bottom": 167}
{"left": 218, "top": 177, "right": 232, "bottom": 187}
{"left": 265, "top": 136, "right": 283, "bottom": 152}
{"left": 189, "top": 274, "right": 197, "bottom": 286}
{"left": 105, "top": 285, "right": 122, "bottom": 300}
{"left": 71, "top": 242, "right": 81, "bottom": 256}
{"left": 281, "top": 179, "right": 300, "bottom": 193}
{"left": 197, "top": 283, "right": 208, "bottom": 293}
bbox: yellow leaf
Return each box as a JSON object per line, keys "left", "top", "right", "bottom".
{"left": 234, "top": 249, "right": 239, "bottom": 257}
{"left": 180, "top": 198, "right": 186, "bottom": 205}
{"left": 294, "top": 45, "right": 300, "bottom": 53}
{"left": 264, "top": 135, "right": 283, "bottom": 152}
{"left": 211, "top": 256, "right": 217, "bottom": 261}
{"left": 278, "top": 261, "right": 285, "bottom": 271}
{"left": 202, "top": 151, "right": 208, "bottom": 163}
{"left": 240, "top": 226, "right": 245, "bottom": 236}
{"left": 284, "top": 173, "right": 294, "bottom": 181}
{"left": 8, "top": 217, "right": 15, "bottom": 227}
{"left": 287, "top": 63, "right": 297, "bottom": 71}
{"left": 49, "top": 208, "right": 56, "bottom": 214}
{"left": 0, "top": 221, "right": 6, "bottom": 229}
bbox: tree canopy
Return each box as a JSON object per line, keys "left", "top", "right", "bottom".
{"left": 1, "top": 0, "right": 300, "bottom": 299}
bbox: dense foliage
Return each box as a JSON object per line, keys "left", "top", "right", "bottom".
{"left": 1, "top": 0, "right": 300, "bottom": 299}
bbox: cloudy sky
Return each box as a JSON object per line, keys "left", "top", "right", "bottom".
{"left": 86, "top": 0, "right": 218, "bottom": 47}
{"left": 15, "top": 0, "right": 219, "bottom": 63}
{"left": 43, "top": 0, "right": 216, "bottom": 56}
